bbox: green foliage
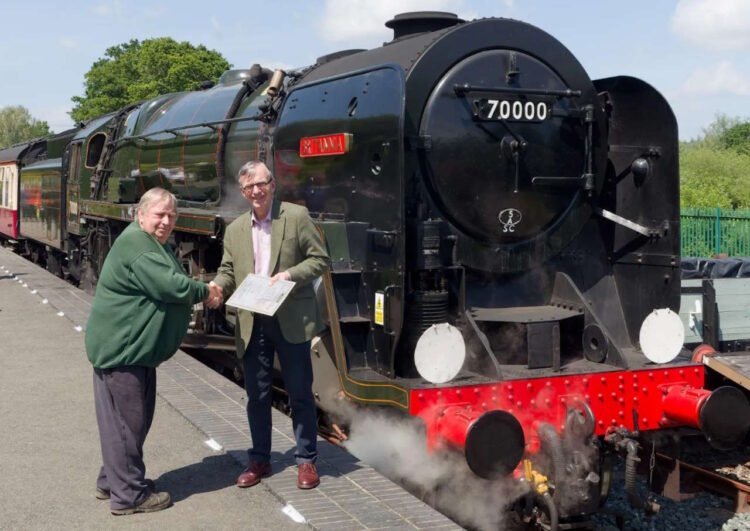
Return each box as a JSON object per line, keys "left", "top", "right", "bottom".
{"left": 698, "top": 113, "right": 744, "bottom": 147}
{"left": 0, "top": 105, "right": 51, "bottom": 148}
{"left": 680, "top": 144, "right": 750, "bottom": 208}
{"left": 719, "top": 122, "right": 750, "bottom": 155}
{"left": 70, "top": 38, "right": 231, "bottom": 122}
{"left": 680, "top": 114, "right": 750, "bottom": 209}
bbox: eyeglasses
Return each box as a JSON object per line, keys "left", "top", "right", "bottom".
{"left": 240, "top": 179, "right": 273, "bottom": 193}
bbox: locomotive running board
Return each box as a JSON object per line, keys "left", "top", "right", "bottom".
{"left": 703, "top": 353, "right": 750, "bottom": 392}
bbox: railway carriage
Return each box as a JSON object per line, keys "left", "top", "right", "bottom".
{"left": 0, "top": 145, "right": 24, "bottom": 239}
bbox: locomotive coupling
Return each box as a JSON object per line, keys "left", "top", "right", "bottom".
{"left": 422, "top": 405, "right": 525, "bottom": 479}
{"left": 661, "top": 384, "right": 750, "bottom": 450}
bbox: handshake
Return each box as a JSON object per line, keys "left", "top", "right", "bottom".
{"left": 204, "top": 281, "right": 224, "bottom": 310}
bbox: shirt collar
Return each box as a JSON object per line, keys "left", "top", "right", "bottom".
{"left": 251, "top": 208, "right": 272, "bottom": 226}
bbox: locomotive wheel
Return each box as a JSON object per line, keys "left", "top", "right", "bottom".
{"left": 80, "top": 258, "right": 99, "bottom": 296}
{"left": 46, "top": 252, "right": 64, "bottom": 278}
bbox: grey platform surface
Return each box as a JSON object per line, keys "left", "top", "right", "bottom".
{"left": 0, "top": 246, "right": 460, "bottom": 530}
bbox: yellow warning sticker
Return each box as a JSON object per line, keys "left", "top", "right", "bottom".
{"left": 374, "top": 292, "right": 384, "bottom": 326}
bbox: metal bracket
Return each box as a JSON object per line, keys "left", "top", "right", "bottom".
{"left": 595, "top": 207, "right": 655, "bottom": 237}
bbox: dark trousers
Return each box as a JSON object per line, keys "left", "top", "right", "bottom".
{"left": 243, "top": 315, "right": 317, "bottom": 465}
{"left": 93, "top": 366, "right": 155, "bottom": 510}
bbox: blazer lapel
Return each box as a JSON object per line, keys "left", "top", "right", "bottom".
{"left": 269, "top": 200, "right": 285, "bottom": 275}
{"left": 240, "top": 212, "right": 254, "bottom": 276}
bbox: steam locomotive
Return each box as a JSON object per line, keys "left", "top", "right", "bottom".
{"left": 3, "top": 11, "right": 749, "bottom": 528}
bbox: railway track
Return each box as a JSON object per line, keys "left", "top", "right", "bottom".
{"left": 656, "top": 443, "right": 750, "bottom": 514}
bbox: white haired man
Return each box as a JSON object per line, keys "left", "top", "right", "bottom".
{"left": 85, "top": 187, "right": 221, "bottom": 515}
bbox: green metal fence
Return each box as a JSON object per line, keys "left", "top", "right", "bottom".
{"left": 681, "top": 207, "right": 750, "bottom": 257}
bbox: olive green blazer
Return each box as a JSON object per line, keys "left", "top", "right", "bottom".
{"left": 214, "top": 200, "right": 329, "bottom": 356}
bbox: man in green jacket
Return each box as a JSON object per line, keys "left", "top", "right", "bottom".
{"left": 85, "top": 187, "right": 220, "bottom": 515}
{"left": 212, "top": 161, "right": 329, "bottom": 490}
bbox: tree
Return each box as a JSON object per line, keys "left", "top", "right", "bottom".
{"left": 680, "top": 114, "right": 750, "bottom": 209}
{"left": 70, "top": 38, "right": 231, "bottom": 122}
{"left": 0, "top": 106, "right": 51, "bottom": 148}
{"left": 719, "top": 122, "right": 750, "bottom": 155}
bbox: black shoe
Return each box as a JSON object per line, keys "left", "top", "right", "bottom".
{"left": 111, "top": 491, "right": 171, "bottom": 515}
{"left": 96, "top": 479, "right": 155, "bottom": 500}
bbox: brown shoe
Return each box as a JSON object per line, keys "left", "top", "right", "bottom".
{"left": 297, "top": 463, "right": 320, "bottom": 489}
{"left": 237, "top": 461, "right": 271, "bottom": 488}
{"left": 111, "top": 491, "right": 171, "bottom": 515}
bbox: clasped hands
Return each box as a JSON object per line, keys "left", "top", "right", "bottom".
{"left": 204, "top": 281, "right": 223, "bottom": 309}
{"left": 203, "top": 272, "right": 289, "bottom": 310}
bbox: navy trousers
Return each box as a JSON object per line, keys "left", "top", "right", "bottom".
{"left": 93, "top": 366, "right": 155, "bottom": 510}
{"left": 243, "top": 315, "right": 317, "bottom": 465}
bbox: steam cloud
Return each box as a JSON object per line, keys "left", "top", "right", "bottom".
{"left": 323, "top": 396, "right": 528, "bottom": 530}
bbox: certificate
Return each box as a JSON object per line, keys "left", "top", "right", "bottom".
{"left": 225, "top": 273, "right": 296, "bottom": 316}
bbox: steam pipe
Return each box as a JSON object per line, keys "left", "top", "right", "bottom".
{"left": 537, "top": 491, "right": 559, "bottom": 531}
{"left": 216, "top": 64, "right": 271, "bottom": 186}
{"left": 267, "top": 69, "right": 286, "bottom": 98}
{"left": 598, "top": 452, "right": 614, "bottom": 507}
{"left": 538, "top": 423, "right": 565, "bottom": 506}
{"left": 424, "top": 405, "right": 525, "bottom": 479}
{"left": 624, "top": 440, "right": 643, "bottom": 510}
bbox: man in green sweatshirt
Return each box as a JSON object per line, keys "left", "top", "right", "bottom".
{"left": 85, "top": 187, "right": 220, "bottom": 515}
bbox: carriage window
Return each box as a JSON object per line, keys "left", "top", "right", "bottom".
{"left": 0, "top": 167, "right": 5, "bottom": 208}
{"left": 0, "top": 166, "right": 8, "bottom": 208}
{"left": 85, "top": 133, "right": 107, "bottom": 168}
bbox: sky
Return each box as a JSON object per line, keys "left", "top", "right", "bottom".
{"left": 1, "top": 0, "right": 749, "bottom": 141}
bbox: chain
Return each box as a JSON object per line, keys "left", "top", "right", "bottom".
{"left": 648, "top": 440, "right": 656, "bottom": 489}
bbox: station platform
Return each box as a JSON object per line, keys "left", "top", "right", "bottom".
{"left": 0, "top": 246, "right": 460, "bottom": 530}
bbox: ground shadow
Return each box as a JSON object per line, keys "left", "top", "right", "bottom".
{"left": 0, "top": 272, "right": 27, "bottom": 281}
{"left": 153, "top": 454, "right": 242, "bottom": 503}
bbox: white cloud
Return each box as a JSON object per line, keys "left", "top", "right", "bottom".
{"left": 682, "top": 60, "right": 750, "bottom": 96}
{"left": 317, "top": 0, "right": 476, "bottom": 44}
{"left": 672, "top": 0, "right": 750, "bottom": 50}
{"left": 60, "top": 38, "right": 78, "bottom": 49}
{"left": 142, "top": 5, "right": 167, "bottom": 18}
{"left": 93, "top": 0, "right": 123, "bottom": 18}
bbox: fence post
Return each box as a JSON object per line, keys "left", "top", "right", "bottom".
{"left": 715, "top": 207, "right": 721, "bottom": 256}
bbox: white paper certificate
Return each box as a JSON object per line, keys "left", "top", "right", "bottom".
{"left": 225, "top": 274, "right": 296, "bottom": 316}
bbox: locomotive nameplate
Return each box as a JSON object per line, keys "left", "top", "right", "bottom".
{"left": 299, "top": 133, "right": 352, "bottom": 158}
{"left": 472, "top": 97, "right": 552, "bottom": 123}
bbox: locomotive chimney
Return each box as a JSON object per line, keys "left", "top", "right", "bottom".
{"left": 385, "top": 11, "right": 464, "bottom": 40}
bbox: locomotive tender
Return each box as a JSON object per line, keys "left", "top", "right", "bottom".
{"left": 3, "top": 11, "right": 750, "bottom": 527}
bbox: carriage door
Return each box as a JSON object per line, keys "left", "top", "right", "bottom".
{"left": 65, "top": 142, "right": 82, "bottom": 236}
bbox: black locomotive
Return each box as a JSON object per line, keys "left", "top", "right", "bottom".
{"left": 2, "top": 12, "right": 747, "bottom": 529}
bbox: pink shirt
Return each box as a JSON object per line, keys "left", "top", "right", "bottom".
{"left": 251, "top": 210, "right": 272, "bottom": 276}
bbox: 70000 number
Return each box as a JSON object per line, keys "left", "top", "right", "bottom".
{"left": 474, "top": 99, "right": 551, "bottom": 122}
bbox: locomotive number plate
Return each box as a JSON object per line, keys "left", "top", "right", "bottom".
{"left": 472, "top": 98, "right": 552, "bottom": 122}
